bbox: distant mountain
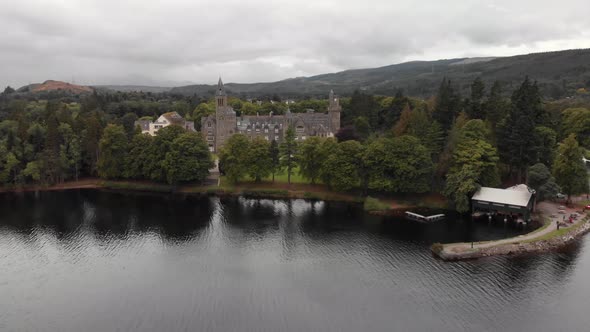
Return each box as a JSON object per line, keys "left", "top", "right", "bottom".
{"left": 18, "top": 80, "right": 93, "bottom": 94}
{"left": 94, "top": 85, "right": 172, "bottom": 93}
{"left": 170, "top": 49, "right": 590, "bottom": 99}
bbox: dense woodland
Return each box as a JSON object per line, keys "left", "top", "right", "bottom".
{"left": 1, "top": 76, "right": 589, "bottom": 212}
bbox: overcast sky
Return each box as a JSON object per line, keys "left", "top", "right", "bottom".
{"left": 1, "top": 0, "right": 589, "bottom": 88}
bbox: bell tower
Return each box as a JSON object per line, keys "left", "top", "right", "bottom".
{"left": 214, "top": 77, "right": 236, "bottom": 151}
{"left": 216, "top": 77, "right": 227, "bottom": 111}
{"left": 328, "top": 89, "right": 341, "bottom": 133}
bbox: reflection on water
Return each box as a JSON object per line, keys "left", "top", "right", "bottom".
{"left": 0, "top": 190, "right": 589, "bottom": 332}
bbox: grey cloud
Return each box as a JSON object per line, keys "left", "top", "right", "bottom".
{"left": 0, "top": 0, "right": 589, "bottom": 88}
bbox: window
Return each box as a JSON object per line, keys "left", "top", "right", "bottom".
{"left": 302, "top": 136, "right": 306, "bottom": 140}
{"left": 265, "top": 136, "right": 269, "bottom": 140}
{"left": 265, "top": 128, "right": 269, "bottom": 133}
{"left": 207, "top": 122, "right": 212, "bottom": 128}
{"left": 274, "top": 128, "right": 279, "bottom": 133}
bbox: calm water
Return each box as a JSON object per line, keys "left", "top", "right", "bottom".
{"left": 1, "top": 190, "right": 589, "bottom": 332}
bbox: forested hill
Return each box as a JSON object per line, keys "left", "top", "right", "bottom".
{"left": 169, "top": 49, "right": 590, "bottom": 99}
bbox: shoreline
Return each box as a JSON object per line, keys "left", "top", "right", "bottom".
{"left": 0, "top": 178, "right": 412, "bottom": 206}
{"left": 432, "top": 202, "right": 590, "bottom": 261}
{"left": 5, "top": 179, "right": 587, "bottom": 261}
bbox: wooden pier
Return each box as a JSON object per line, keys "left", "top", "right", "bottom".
{"left": 405, "top": 211, "right": 445, "bottom": 223}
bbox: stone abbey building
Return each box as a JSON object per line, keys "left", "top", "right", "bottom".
{"left": 202, "top": 78, "right": 342, "bottom": 152}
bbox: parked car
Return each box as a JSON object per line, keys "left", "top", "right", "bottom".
{"left": 556, "top": 193, "right": 567, "bottom": 199}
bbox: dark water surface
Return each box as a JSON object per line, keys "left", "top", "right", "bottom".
{"left": 1, "top": 190, "right": 589, "bottom": 332}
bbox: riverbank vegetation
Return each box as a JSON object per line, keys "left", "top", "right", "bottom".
{"left": 1, "top": 77, "right": 589, "bottom": 211}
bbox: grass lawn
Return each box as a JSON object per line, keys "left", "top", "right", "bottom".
{"left": 220, "top": 166, "right": 314, "bottom": 185}
{"left": 263, "top": 167, "right": 311, "bottom": 184}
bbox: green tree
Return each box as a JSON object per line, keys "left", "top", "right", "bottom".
{"left": 1, "top": 152, "right": 20, "bottom": 185}
{"left": 269, "top": 139, "right": 281, "bottom": 182}
{"left": 145, "top": 125, "right": 185, "bottom": 182}
{"left": 297, "top": 136, "right": 325, "bottom": 184}
{"left": 527, "top": 163, "right": 560, "bottom": 201}
{"left": 560, "top": 108, "right": 590, "bottom": 148}
{"left": 353, "top": 116, "right": 371, "bottom": 141}
{"left": 219, "top": 134, "right": 250, "bottom": 184}
{"left": 240, "top": 102, "right": 262, "bottom": 116}
{"left": 23, "top": 161, "right": 41, "bottom": 182}
{"left": 81, "top": 113, "right": 102, "bottom": 176}
{"left": 392, "top": 103, "right": 411, "bottom": 136}
{"left": 535, "top": 126, "right": 557, "bottom": 167}
{"left": 119, "top": 113, "right": 138, "bottom": 139}
{"left": 433, "top": 78, "right": 461, "bottom": 133}
{"left": 41, "top": 112, "right": 61, "bottom": 183}
{"left": 163, "top": 132, "right": 212, "bottom": 185}
{"left": 343, "top": 90, "right": 380, "bottom": 128}
{"left": 379, "top": 90, "right": 408, "bottom": 130}
{"left": 364, "top": 136, "right": 432, "bottom": 193}
{"left": 466, "top": 77, "right": 485, "bottom": 119}
{"left": 124, "top": 133, "right": 154, "bottom": 179}
{"left": 406, "top": 108, "right": 444, "bottom": 159}
{"left": 280, "top": 127, "right": 298, "bottom": 184}
{"left": 484, "top": 81, "right": 509, "bottom": 127}
{"left": 245, "top": 137, "right": 272, "bottom": 182}
{"left": 444, "top": 119, "right": 500, "bottom": 212}
{"left": 322, "top": 140, "right": 364, "bottom": 191}
{"left": 497, "top": 77, "right": 543, "bottom": 181}
{"left": 97, "top": 124, "right": 128, "bottom": 179}
{"left": 58, "top": 123, "right": 82, "bottom": 181}
{"left": 191, "top": 102, "right": 215, "bottom": 129}
{"left": 553, "top": 134, "right": 588, "bottom": 201}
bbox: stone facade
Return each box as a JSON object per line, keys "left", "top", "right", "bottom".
{"left": 202, "top": 78, "right": 342, "bottom": 152}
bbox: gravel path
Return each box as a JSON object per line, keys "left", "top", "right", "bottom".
{"left": 444, "top": 201, "right": 585, "bottom": 253}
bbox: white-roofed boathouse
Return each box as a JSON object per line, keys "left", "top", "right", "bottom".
{"left": 471, "top": 184, "right": 536, "bottom": 222}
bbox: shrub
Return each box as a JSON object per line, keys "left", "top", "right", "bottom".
{"left": 431, "top": 243, "right": 444, "bottom": 254}
{"left": 363, "top": 196, "right": 390, "bottom": 211}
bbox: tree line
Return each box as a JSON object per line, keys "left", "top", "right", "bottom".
{"left": 1, "top": 77, "right": 589, "bottom": 213}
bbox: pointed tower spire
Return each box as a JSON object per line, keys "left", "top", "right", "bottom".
{"left": 217, "top": 77, "right": 226, "bottom": 96}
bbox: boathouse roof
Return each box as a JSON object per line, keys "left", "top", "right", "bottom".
{"left": 472, "top": 186, "right": 533, "bottom": 208}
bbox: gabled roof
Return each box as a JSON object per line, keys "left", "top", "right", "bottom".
{"left": 472, "top": 186, "right": 533, "bottom": 207}
{"left": 161, "top": 111, "right": 186, "bottom": 125}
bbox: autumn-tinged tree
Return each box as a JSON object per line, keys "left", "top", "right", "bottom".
{"left": 392, "top": 103, "right": 411, "bottom": 136}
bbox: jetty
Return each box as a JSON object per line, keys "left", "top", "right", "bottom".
{"left": 405, "top": 211, "right": 445, "bottom": 223}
